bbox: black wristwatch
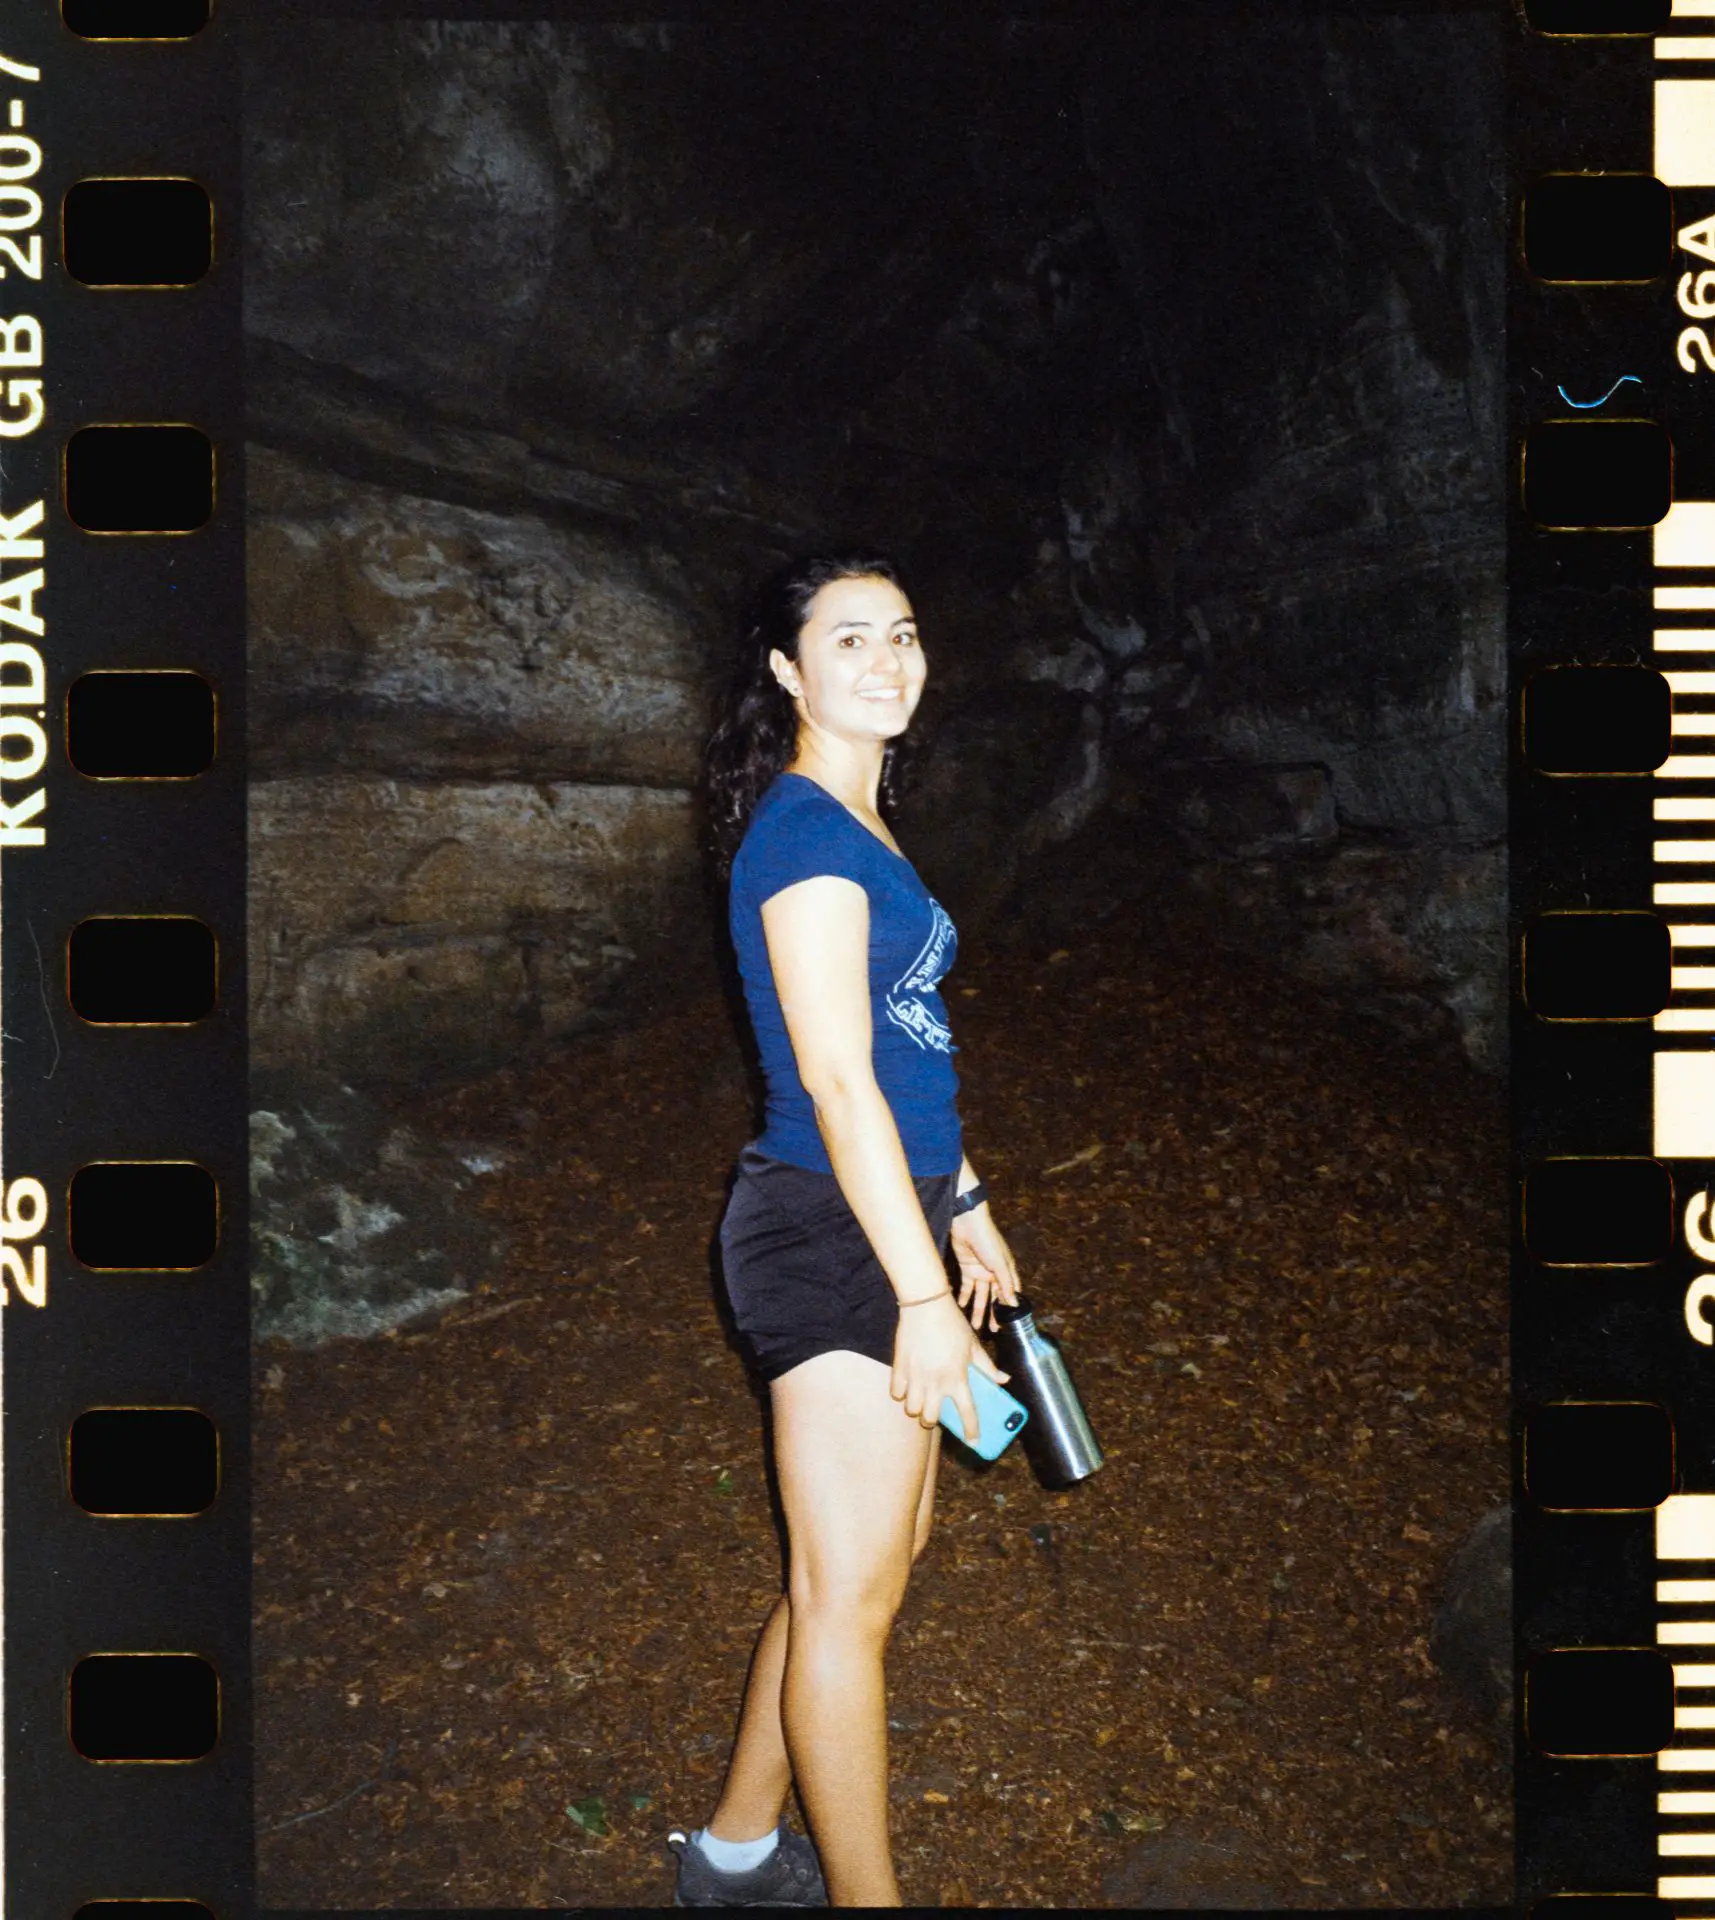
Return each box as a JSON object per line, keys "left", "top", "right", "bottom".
{"left": 950, "top": 1180, "right": 989, "bottom": 1218}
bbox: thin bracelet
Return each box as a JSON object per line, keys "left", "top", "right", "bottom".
{"left": 896, "top": 1289, "right": 953, "bottom": 1308}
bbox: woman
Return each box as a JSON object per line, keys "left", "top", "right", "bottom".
{"left": 667, "top": 553, "right": 1023, "bottom": 1908}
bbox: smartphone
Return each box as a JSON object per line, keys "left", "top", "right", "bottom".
{"left": 939, "top": 1363, "right": 1030, "bottom": 1460}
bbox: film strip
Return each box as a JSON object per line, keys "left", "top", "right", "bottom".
{"left": 16, "top": 0, "right": 1715, "bottom": 1914}
{"left": 0, "top": 0, "right": 247, "bottom": 1913}
{"left": 1518, "top": 0, "right": 1715, "bottom": 1914}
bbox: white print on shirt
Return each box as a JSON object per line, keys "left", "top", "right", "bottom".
{"left": 885, "top": 899, "right": 955, "bottom": 1053}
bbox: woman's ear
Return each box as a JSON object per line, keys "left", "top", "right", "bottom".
{"left": 768, "top": 647, "right": 801, "bottom": 698}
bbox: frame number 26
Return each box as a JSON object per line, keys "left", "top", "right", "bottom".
{"left": 0, "top": 1176, "right": 47, "bottom": 1307}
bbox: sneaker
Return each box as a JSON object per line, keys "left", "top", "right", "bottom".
{"left": 666, "top": 1820, "right": 828, "bottom": 1907}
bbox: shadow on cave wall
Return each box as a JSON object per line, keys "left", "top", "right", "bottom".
{"left": 244, "top": 10, "right": 1504, "bottom": 1342}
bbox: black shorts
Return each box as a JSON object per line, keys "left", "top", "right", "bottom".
{"left": 718, "top": 1143, "right": 959, "bottom": 1384}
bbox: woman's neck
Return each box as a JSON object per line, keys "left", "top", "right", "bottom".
{"left": 787, "top": 733, "right": 884, "bottom": 816}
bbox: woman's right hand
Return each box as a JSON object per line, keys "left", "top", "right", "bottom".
{"left": 891, "top": 1293, "right": 1010, "bottom": 1442}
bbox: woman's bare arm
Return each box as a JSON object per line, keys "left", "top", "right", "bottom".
{"left": 761, "top": 873, "right": 1009, "bottom": 1434}
{"left": 761, "top": 874, "right": 950, "bottom": 1305}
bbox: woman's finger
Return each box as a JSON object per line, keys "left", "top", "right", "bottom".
{"left": 952, "top": 1377, "right": 981, "bottom": 1447}
{"left": 971, "top": 1344, "right": 1009, "bottom": 1385}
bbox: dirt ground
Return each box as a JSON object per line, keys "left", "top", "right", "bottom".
{"left": 253, "top": 907, "right": 1511, "bottom": 1909}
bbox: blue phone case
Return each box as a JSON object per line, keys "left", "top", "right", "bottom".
{"left": 939, "top": 1363, "right": 1030, "bottom": 1460}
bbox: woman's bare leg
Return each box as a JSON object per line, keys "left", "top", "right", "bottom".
{"left": 706, "top": 1591, "right": 793, "bottom": 1841}
{"left": 707, "top": 1404, "right": 941, "bottom": 1858}
{"left": 767, "top": 1349, "right": 938, "bottom": 1906}
{"left": 706, "top": 1415, "right": 941, "bottom": 1850}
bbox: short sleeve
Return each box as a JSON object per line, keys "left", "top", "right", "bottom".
{"left": 740, "top": 790, "right": 872, "bottom": 909}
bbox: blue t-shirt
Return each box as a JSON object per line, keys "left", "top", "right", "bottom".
{"left": 729, "top": 772, "right": 962, "bottom": 1175}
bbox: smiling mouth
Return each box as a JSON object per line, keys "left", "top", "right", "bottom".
{"left": 858, "top": 688, "right": 905, "bottom": 701}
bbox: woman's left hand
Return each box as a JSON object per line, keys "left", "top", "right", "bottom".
{"left": 949, "top": 1203, "right": 1022, "bottom": 1332}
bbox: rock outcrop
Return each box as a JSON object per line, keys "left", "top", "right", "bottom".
{"left": 250, "top": 1071, "right": 509, "bottom": 1344}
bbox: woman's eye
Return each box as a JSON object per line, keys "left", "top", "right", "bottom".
{"left": 894, "top": 631, "right": 918, "bottom": 646}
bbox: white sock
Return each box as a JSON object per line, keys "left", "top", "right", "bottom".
{"left": 695, "top": 1824, "right": 780, "bottom": 1872}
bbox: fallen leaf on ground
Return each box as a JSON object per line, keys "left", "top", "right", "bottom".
{"left": 565, "top": 1798, "right": 608, "bottom": 1837}
{"left": 1043, "top": 1143, "right": 1103, "bottom": 1175}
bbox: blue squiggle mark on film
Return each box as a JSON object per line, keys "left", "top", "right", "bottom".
{"left": 1558, "top": 375, "right": 1643, "bottom": 410}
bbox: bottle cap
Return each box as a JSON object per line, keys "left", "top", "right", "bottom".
{"left": 994, "top": 1294, "right": 1035, "bottom": 1324}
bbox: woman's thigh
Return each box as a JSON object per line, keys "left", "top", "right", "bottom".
{"left": 770, "top": 1349, "right": 937, "bottom": 1613}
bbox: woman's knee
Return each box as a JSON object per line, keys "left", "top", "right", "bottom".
{"left": 789, "top": 1551, "right": 910, "bottom": 1631}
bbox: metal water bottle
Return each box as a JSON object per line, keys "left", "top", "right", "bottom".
{"left": 992, "top": 1295, "right": 1103, "bottom": 1486}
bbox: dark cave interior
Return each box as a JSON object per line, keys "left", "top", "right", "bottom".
{"left": 244, "top": 9, "right": 1504, "bottom": 1108}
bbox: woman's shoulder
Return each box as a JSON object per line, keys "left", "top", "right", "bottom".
{"left": 733, "top": 774, "right": 872, "bottom": 893}
{"left": 741, "top": 773, "right": 846, "bottom": 846}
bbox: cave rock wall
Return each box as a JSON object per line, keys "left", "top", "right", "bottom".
{"left": 246, "top": 15, "right": 1506, "bottom": 1098}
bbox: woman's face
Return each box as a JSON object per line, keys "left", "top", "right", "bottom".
{"left": 769, "top": 573, "right": 925, "bottom": 750}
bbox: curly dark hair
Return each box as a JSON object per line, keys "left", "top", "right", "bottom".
{"left": 704, "top": 550, "right": 913, "bottom": 877}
